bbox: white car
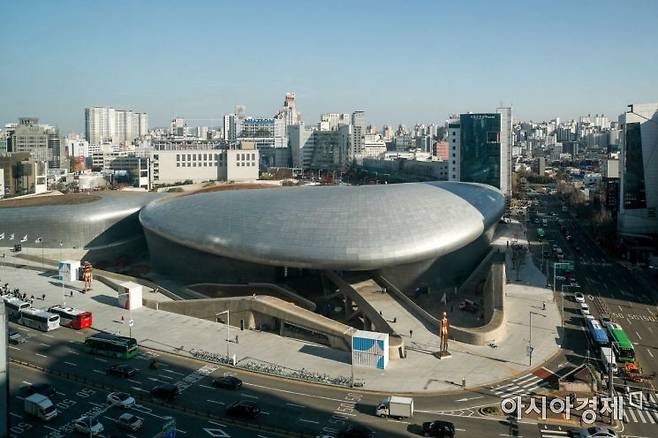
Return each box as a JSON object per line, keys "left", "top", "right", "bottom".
{"left": 107, "top": 391, "right": 136, "bottom": 408}
{"left": 574, "top": 292, "right": 585, "bottom": 303}
{"left": 73, "top": 416, "right": 104, "bottom": 435}
{"left": 117, "top": 412, "right": 143, "bottom": 431}
{"left": 580, "top": 304, "right": 592, "bottom": 318}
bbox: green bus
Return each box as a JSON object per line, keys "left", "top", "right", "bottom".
{"left": 605, "top": 322, "right": 635, "bottom": 363}
{"left": 537, "top": 228, "right": 545, "bottom": 238}
{"left": 84, "top": 333, "right": 139, "bottom": 359}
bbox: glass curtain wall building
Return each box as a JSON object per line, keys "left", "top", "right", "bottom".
{"left": 459, "top": 113, "right": 501, "bottom": 190}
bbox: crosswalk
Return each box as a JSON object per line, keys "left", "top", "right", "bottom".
{"left": 488, "top": 372, "right": 553, "bottom": 399}
{"left": 622, "top": 392, "right": 658, "bottom": 424}
{"left": 538, "top": 424, "right": 569, "bottom": 438}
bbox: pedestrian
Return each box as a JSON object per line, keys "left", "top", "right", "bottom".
{"left": 30, "top": 295, "right": 34, "bottom": 301}
{"left": 409, "top": 329, "right": 413, "bottom": 338}
{"left": 70, "top": 290, "right": 74, "bottom": 297}
{"left": 393, "top": 317, "right": 397, "bottom": 323}
{"left": 42, "top": 293, "right": 46, "bottom": 301}
{"left": 235, "top": 335, "right": 239, "bottom": 344}
{"left": 542, "top": 302, "right": 546, "bottom": 310}
{"left": 379, "top": 310, "right": 382, "bottom": 316}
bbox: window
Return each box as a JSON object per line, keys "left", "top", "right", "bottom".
{"left": 176, "top": 154, "right": 180, "bottom": 161}
{"left": 193, "top": 154, "right": 197, "bottom": 161}
{"left": 251, "top": 153, "right": 255, "bottom": 160}
{"left": 176, "top": 163, "right": 180, "bottom": 167}
{"left": 241, "top": 153, "right": 245, "bottom": 160}
{"left": 214, "top": 154, "right": 219, "bottom": 161}
{"left": 153, "top": 154, "right": 159, "bottom": 160}
{"left": 204, "top": 154, "right": 207, "bottom": 160}
{"left": 203, "top": 162, "right": 207, "bottom": 167}
{"left": 452, "top": 160, "right": 456, "bottom": 165}
{"left": 193, "top": 162, "right": 197, "bottom": 167}
{"left": 486, "top": 131, "right": 499, "bottom": 143}
{"left": 452, "top": 153, "right": 456, "bottom": 158}
{"left": 452, "top": 139, "right": 456, "bottom": 143}
{"left": 187, "top": 154, "right": 191, "bottom": 161}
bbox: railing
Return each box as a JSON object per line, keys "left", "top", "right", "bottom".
{"left": 189, "top": 348, "right": 356, "bottom": 387}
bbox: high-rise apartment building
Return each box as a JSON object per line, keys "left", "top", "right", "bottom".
{"left": 617, "top": 103, "right": 658, "bottom": 241}
{"left": 85, "top": 107, "right": 148, "bottom": 145}
{"left": 350, "top": 110, "right": 366, "bottom": 160}
{"left": 447, "top": 108, "right": 512, "bottom": 197}
{"left": 223, "top": 113, "right": 237, "bottom": 143}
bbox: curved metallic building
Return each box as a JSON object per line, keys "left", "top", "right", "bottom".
{"left": 140, "top": 182, "right": 505, "bottom": 288}
{"left": 0, "top": 192, "right": 160, "bottom": 260}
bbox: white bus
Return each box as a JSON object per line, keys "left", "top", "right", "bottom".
{"left": 4, "top": 297, "right": 31, "bottom": 318}
{"left": 18, "top": 308, "right": 60, "bottom": 332}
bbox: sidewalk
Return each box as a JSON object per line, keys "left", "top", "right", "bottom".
{"left": 1, "top": 228, "right": 562, "bottom": 393}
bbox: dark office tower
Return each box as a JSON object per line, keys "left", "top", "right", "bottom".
{"left": 448, "top": 108, "right": 512, "bottom": 197}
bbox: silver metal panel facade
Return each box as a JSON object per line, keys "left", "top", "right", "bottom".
{"left": 140, "top": 181, "right": 505, "bottom": 271}
{"left": 0, "top": 193, "right": 160, "bottom": 250}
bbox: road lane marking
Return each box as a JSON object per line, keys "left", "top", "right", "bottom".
{"left": 200, "top": 384, "right": 214, "bottom": 390}
{"left": 647, "top": 349, "right": 655, "bottom": 359}
{"left": 162, "top": 369, "right": 185, "bottom": 376}
{"left": 127, "top": 379, "right": 142, "bottom": 384}
{"left": 67, "top": 350, "right": 80, "bottom": 355}
{"left": 35, "top": 353, "right": 47, "bottom": 358}
{"left": 618, "top": 305, "right": 623, "bottom": 311}
{"left": 131, "top": 386, "right": 148, "bottom": 393}
{"left": 243, "top": 382, "right": 347, "bottom": 403}
{"left": 64, "top": 361, "right": 77, "bottom": 366}
{"left": 92, "top": 369, "right": 104, "bottom": 375}
{"left": 241, "top": 394, "right": 258, "bottom": 399}
{"left": 636, "top": 331, "right": 642, "bottom": 341}
{"left": 94, "top": 357, "right": 108, "bottom": 363}
{"left": 299, "top": 419, "right": 319, "bottom": 424}
{"left": 39, "top": 343, "right": 49, "bottom": 347}
{"left": 207, "top": 399, "right": 225, "bottom": 406}
{"left": 158, "top": 374, "right": 174, "bottom": 380}
{"left": 286, "top": 402, "right": 306, "bottom": 409}
{"left": 9, "top": 412, "right": 22, "bottom": 419}
{"left": 42, "top": 333, "right": 54, "bottom": 338}
{"left": 8, "top": 346, "right": 20, "bottom": 350}
{"left": 207, "top": 420, "right": 227, "bottom": 427}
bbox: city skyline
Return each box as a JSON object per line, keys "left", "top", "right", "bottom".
{"left": 1, "top": 0, "right": 657, "bottom": 133}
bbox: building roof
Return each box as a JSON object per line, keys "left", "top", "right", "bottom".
{"left": 139, "top": 181, "right": 505, "bottom": 270}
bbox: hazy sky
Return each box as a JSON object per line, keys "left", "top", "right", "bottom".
{"left": 1, "top": 0, "right": 657, "bottom": 133}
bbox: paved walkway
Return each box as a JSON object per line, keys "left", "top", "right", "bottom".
{"left": 1, "top": 223, "right": 561, "bottom": 393}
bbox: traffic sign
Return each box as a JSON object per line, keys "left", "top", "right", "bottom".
{"left": 128, "top": 319, "right": 134, "bottom": 327}
{"left": 555, "top": 261, "right": 575, "bottom": 271}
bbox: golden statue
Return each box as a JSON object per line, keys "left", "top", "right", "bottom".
{"left": 439, "top": 311, "right": 450, "bottom": 356}
{"left": 82, "top": 261, "right": 93, "bottom": 291}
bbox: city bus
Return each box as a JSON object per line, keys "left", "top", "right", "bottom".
{"left": 4, "top": 297, "right": 31, "bottom": 318}
{"left": 18, "top": 308, "right": 60, "bottom": 332}
{"left": 586, "top": 319, "right": 610, "bottom": 348}
{"left": 48, "top": 305, "right": 93, "bottom": 330}
{"left": 604, "top": 322, "right": 635, "bottom": 363}
{"left": 84, "top": 333, "right": 139, "bottom": 359}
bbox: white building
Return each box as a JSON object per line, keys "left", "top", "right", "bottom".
{"left": 150, "top": 147, "right": 259, "bottom": 186}
{"left": 0, "top": 168, "right": 4, "bottom": 198}
{"left": 363, "top": 134, "right": 387, "bottom": 158}
{"left": 85, "top": 107, "right": 148, "bottom": 146}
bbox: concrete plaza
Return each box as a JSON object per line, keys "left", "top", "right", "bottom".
{"left": 1, "top": 220, "right": 561, "bottom": 393}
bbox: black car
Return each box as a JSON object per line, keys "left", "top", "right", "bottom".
{"left": 226, "top": 401, "right": 260, "bottom": 419}
{"left": 338, "top": 424, "right": 375, "bottom": 438}
{"left": 212, "top": 376, "right": 242, "bottom": 390}
{"left": 106, "top": 364, "right": 137, "bottom": 378}
{"left": 150, "top": 383, "right": 179, "bottom": 401}
{"left": 8, "top": 330, "right": 26, "bottom": 345}
{"left": 422, "top": 420, "right": 456, "bottom": 437}
{"left": 27, "top": 382, "right": 56, "bottom": 398}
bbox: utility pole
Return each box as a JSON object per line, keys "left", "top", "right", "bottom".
{"left": 529, "top": 311, "right": 547, "bottom": 366}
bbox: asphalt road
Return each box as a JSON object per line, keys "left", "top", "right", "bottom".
{"left": 6, "top": 318, "right": 561, "bottom": 438}
{"left": 527, "top": 193, "right": 658, "bottom": 438}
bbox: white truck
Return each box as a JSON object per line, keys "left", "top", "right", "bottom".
{"left": 375, "top": 396, "right": 414, "bottom": 418}
{"left": 600, "top": 346, "right": 618, "bottom": 375}
{"left": 24, "top": 393, "right": 58, "bottom": 421}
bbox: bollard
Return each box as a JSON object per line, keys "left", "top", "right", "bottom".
{"left": 462, "top": 378, "right": 466, "bottom": 388}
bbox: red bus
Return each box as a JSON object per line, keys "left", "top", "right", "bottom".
{"left": 47, "top": 305, "right": 93, "bottom": 329}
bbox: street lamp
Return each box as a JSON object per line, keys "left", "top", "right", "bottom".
{"left": 528, "top": 311, "right": 547, "bottom": 366}
{"left": 216, "top": 309, "right": 230, "bottom": 360}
